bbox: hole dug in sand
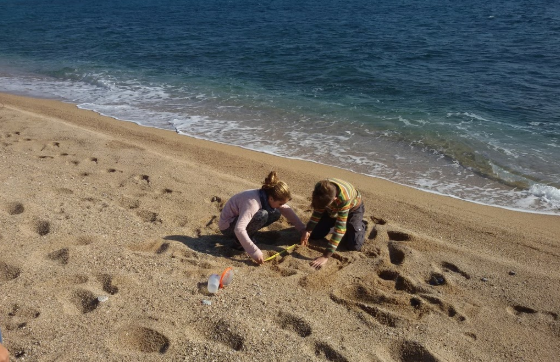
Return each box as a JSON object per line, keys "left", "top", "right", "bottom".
{"left": 388, "top": 243, "right": 406, "bottom": 265}
{"left": 116, "top": 325, "right": 170, "bottom": 354}
{"left": 71, "top": 289, "right": 99, "bottom": 314}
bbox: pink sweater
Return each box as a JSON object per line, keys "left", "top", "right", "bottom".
{"left": 218, "top": 189, "right": 306, "bottom": 260}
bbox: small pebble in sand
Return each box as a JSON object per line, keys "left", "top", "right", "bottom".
{"left": 97, "top": 296, "right": 109, "bottom": 302}
{"left": 481, "top": 277, "right": 488, "bottom": 282}
{"left": 509, "top": 271, "right": 516, "bottom": 275}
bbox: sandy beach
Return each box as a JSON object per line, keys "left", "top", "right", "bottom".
{"left": 0, "top": 92, "right": 559, "bottom": 361}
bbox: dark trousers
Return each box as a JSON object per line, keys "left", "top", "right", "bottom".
{"left": 221, "top": 208, "right": 281, "bottom": 239}
{"left": 310, "top": 202, "right": 366, "bottom": 251}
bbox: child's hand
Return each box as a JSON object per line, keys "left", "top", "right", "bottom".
{"left": 310, "top": 255, "right": 329, "bottom": 269}
{"left": 0, "top": 343, "right": 9, "bottom": 362}
{"left": 300, "top": 231, "right": 310, "bottom": 246}
{"left": 253, "top": 253, "right": 264, "bottom": 265}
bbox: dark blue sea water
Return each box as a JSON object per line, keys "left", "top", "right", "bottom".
{"left": 1, "top": 0, "right": 559, "bottom": 214}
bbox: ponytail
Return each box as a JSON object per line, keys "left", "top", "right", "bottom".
{"left": 261, "top": 171, "right": 291, "bottom": 201}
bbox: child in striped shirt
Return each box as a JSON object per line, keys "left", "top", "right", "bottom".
{"left": 301, "top": 178, "right": 367, "bottom": 269}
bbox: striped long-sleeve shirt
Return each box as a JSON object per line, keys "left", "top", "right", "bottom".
{"left": 306, "top": 178, "right": 362, "bottom": 253}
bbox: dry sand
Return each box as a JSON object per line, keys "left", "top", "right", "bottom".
{"left": 0, "top": 92, "right": 559, "bottom": 362}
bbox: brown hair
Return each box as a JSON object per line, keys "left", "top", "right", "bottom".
{"left": 261, "top": 171, "right": 291, "bottom": 201}
{"left": 311, "top": 180, "right": 337, "bottom": 209}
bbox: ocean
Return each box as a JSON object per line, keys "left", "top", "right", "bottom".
{"left": 1, "top": 0, "right": 559, "bottom": 214}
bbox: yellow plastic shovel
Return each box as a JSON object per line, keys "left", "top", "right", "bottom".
{"left": 264, "top": 244, "right": 297, "bottom": 262}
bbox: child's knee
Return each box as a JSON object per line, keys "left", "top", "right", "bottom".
{"left": 347, "top": 240, "right": 364, "bottom": 251}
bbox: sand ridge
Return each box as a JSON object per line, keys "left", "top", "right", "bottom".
{"left": 0, "top": 93, "right": 559, "bottom": 361}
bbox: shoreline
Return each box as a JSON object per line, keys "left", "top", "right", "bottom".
{"left": 8, "top": 90, "right": 559, "bottom": 216}
{"left": 1, "top": 92, "right": 559, "bottom": 361}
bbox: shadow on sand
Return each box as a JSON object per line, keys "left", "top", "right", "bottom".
{"left": 164, "top": 227, "right": 306, "bottom": 262}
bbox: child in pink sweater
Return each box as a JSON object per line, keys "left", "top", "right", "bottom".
{"left": 219, "top": 171, "right": 306, "bottom": 264}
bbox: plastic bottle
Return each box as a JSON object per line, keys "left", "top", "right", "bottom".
{"left": 207, "top": 274, "right": 220, "bottom": 293}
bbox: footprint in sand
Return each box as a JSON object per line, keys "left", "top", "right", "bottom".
{"left": 211, "top": 196, "right": 225, "bottom": 211}
{"left": 441, "top": 261, "right": 471, "bottom": 280}
{"left": 388, "top": 242, "right": 408, "bottom": 265}
{"left": 314, "top": 341, "right": 349, "bottom": 362}
{"left": 97, "top": 273, "right": 120, "bottom": 295}
{"left": 47, "top": 248, "right": 70, "bottom": 265}
{"left": 136, "top": 209, "right": 161, "bottom": 223}
{"left": 420, "top": 294, "right": 467, "bottom": 322}
{"left": 392, "top": 340, "right": 443, "bottom": 362}
{"left": 275, "top": 312, "right": 312, "bottom": 337}
{"left": 336, "top": 283, "right": 404, "bottom": 307}
{"left": 298, "top": 259, "right": 347, "bottom": 290}
{"left": 370, "top": 215, "right": 387, "bottom": 225}
{"left": 506, "top": 305, "right": 559, "bottom": 337}
{"left": 6, "top": 303, "right": 41, "bottom": 331}
{"left": 270, "top": 265, "right": 298, "bottom": 277}
{"left": 119, "top": 196, "right": 140, "bottom": 209}
{"left": 387, "top": 230, "right": 412, "bottom": 242}
{"left": 28, "top": 218, "right": 51, "bottom": 236}
{"left": 114, "top": 325, "right": 170, "bottom": 354}
{"left": 507, "top": 305, "right": 559, "bottom": 322}
{"left": 507, "top": 305, "right": 538, "bottom": 316}
{"left": 427, "top": 272, "right": 447, "bottom": 286}
{"left": 158, "top": 188, "right": 174, "bottom": 195}
{"left": 368, "top": 227, "right": 378, "bottom": 240}
{"left": 381, "top": 229, "right": 414, "bottom": 266}
{"left": 3, "top": 201, "right": 25, "bottom": 215}
{"left": 330, "top": 288, "right": 417, "bottom": 328}
{"left": 70, "top": 288, "right": 100, "bottom": 314}
{"left": 377, "top": 269, "right": 431, "bottom": 295}
{"left": 118, "top": 174, "right": 151, "bottom": 191}
{"left": 60, "top": 274, "right": 89, "bottom": 285}
{"left": 76, "top": 235, "right": 96, "bottom": 245}
{"left": 55, "top": 187, "right": 74, "bottom": 195}
{"left": 129, "top": 239, "right": 172, "bottom": 255}
{"left": 365, "top": 215, "right": 386, "bottom": 241}
{"left": 134, "top": 174, "right": 150, "bottom": 184}
{"left": 363, "top": 245, "right": 382, "bottom": 259}
{"left": 130, "top": 239, "right": 217, "bottom": 278}
{"left": 0, "top": 260, "right": 21, "bottom": 282}
{"left": 209, "top": 319, "right": 245, "bottom": 351}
